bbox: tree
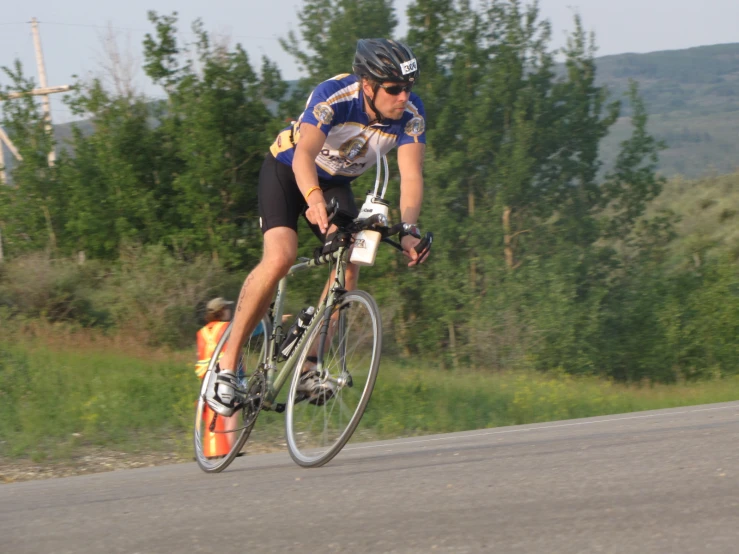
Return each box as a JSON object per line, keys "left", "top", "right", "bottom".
{"left": 61, "top": 79, "right": 167, "bottom": 259}
{"left": 0, "top": 62, "right": 64, "bottom": 256}
{"left": 279, "top": 0, "right": 398, "bottom": 117}
{"left": 397, "top": 1, "right": 667, "bottom": 371}
{"left": 141, "top": 12, "right": 279, "bottom": 267}
{"left": 281, "top": 0, "right": 397, "bottom": 83}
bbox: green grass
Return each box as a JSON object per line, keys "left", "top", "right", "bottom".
{"left": 2, "top": 337, "right": 739, "bottom": 462}
{"left": 366, "top": 364, "right": 739, "bottom": 438}
{"left": 0, "top": 339, "right": 196, "bottom": 461}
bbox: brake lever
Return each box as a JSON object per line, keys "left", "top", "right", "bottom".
{"left": 382, "top": 231, "right": 434, "bottom": 260}
{"left": 414, "top": 232, "right": 433, "bottom": 258}
{"left": 326, "top": 198, "right": 340, "bottom": 223}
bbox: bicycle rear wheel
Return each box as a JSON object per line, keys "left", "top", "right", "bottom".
{"left": 194, "top": 317, "right": 270, "bottom": 473}
{"left": 285, "top": 290, "right": 382, "bottom": 467}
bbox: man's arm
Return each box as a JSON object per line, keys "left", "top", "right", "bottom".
{"left": 397, "top": 142, "right": 427, "bottom": 266}
{"left": 293, "top": 122, "right": 330, "bottom": 234}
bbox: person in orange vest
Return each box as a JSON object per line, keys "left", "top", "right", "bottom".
{"left": 196, "top": 298, "right": 277, "bottom": 457}
{"left": 196, "top": 297, "right": 237, "bottom": 457}
{"left": 195, "top": 297, "right": 234, "bottom": 380}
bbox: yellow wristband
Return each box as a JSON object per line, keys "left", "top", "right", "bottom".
{"left": 305, "top": 186, "right": 322, "bottom": 200}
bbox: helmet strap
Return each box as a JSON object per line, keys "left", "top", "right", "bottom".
{"left": 365, "top": 81, "right": 385, "bottom": 124}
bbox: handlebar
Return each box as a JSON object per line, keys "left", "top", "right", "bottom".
{"left": 324, "top": 198, "right": 433, "bottom": 260}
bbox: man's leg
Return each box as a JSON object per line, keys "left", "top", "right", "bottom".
{"left": 208, "top": 227, "right": 297, "bottom": 415}
{"left": 318, "top": 259, "right": 359, "bottom": 300}
{"left": 295, "top": 260, "right": 361, "bottom": 404}
{"left": 222, "top": 227, "right": 297, "bottom": 369}
{"left": 321, "top": 260, "right": 359, "bottom": 340}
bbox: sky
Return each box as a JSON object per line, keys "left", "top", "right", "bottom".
{"left": 1, "top": 0, "right": 738, "bottom": 123}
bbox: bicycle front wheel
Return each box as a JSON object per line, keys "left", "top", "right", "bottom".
{"left": 285, "top": 290, "right": 382, "bottom": 467}
{"left": 194, "top": 316, "right": 270, "bottom": 473}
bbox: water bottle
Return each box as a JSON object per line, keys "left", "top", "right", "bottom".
{"left": 349, "top": 194, "right": 389, "bottom": 266}
{"left": 279, "top": 306, "right": 315, "bottom": 359}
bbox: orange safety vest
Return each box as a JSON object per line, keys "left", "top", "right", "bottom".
{"left": 195, "top": 320, "right": 231, "bottom": 458}
{"left": 195, "top": 320, "right": 230, "bottom": 378}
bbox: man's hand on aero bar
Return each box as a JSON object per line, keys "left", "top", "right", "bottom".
{"left": 305, "top": 195, "right": 329, "bottom": 235}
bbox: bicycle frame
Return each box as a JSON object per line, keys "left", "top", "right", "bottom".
{"left": 204, "top": 243, "right": 352, "bottom": 412}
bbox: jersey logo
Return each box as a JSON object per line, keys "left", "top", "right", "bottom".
{"left": 400, "top": 59, "right": 417, "bottom": 75}
{"left": 339, "top": 135, "right": 369, "bottom": 162}
{"left": 405, "top": 116, "right": 425, "bottom": 137}
{"left": 313, "top": 102, "right": 334, "bottom": 125}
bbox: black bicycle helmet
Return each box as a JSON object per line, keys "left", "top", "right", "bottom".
{"left": 353, "top": 38, "right": 419, "bottom": 84}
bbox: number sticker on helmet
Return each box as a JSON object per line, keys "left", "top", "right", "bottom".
{"left": 400, "top": 59, "right": 417, "bottom": 75}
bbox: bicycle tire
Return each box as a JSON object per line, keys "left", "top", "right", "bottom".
{"left": 285, "top": 290, "right": 382, "bottom": 467}
{"left": 194, "top": 316, "right": 271, "bottom": 473}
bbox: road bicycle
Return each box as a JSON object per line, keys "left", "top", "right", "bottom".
{"left": 194, "top": 175, "right": 432, "bottom": 473}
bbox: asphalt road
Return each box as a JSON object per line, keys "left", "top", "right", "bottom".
{"left": 2, "top": 402, "right": 738, "bottom": 554}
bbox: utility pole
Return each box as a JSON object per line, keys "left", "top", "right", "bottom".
{"left": 1, "top": 131, "right": 5, "bottom": 185}
{"left": 0, "top": 127, "right": 23, "bottom": 184}
{"left": 30, "top": 16, "right": 65, "bottom": 166}
{"left": 0, "top": 18, "right": 70, "bottom": 183}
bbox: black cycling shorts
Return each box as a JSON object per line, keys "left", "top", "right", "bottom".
{"left": 257, "top": 153, "right": 359, "bottom": 238}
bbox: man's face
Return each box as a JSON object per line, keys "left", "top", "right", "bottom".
{"left": 363, "top": 80, "right": 412, "bottom": 120}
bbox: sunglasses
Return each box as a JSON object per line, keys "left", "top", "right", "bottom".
{"left": 377, "top": 82, "right": 414, "bottom": 96}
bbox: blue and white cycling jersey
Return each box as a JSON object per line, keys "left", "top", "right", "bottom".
{"left": 270, "top": 74, "right": 426, "bottom": 186}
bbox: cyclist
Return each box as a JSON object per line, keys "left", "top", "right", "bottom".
{"left": 206, "top": 38, "right": 431, "bottom": 416}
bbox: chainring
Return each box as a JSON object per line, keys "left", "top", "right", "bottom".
{"left": 240, "top": 371, "right": 267, "bottom": 428}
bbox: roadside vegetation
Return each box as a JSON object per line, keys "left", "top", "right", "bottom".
{"left": 3, "top": 323, "right": 739, "bottom": 463}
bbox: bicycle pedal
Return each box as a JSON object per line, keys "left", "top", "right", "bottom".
{"left": 274, "top": 403, "right": 286, "bottom": 413}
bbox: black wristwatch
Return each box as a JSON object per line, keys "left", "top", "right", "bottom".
{"left": 399, "top": 223, "right": 421, "bottom": 240}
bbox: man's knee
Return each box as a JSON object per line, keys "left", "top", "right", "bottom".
{"left": 261, "top": 227, "right": 298, "bottom": 278}
{"left": 261, "top": 253, "right": 294, "bottom": 279}
{"left": 261, "top": 247, "right": 296, "bottom": 278}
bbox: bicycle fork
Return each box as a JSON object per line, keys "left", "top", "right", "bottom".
{"left": 318, "top": 298, "right": 354, "bottom": 390}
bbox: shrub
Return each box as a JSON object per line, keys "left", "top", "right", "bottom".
{"left": 98, "top": 244, "right": 231, "bottom": 348}
{"left": 0, "top": 252, "right": 109, "bottom": 326}
{"left": 0, "top": 245, "right": 239, "bottom": 348}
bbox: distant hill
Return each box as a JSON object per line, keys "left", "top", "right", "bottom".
{"left": 595, "top": 43, "right": 739, "bottom": 178}
{"left": 3, "top": 43, "right": 739, "bottom": 180}
{"left": 650, "top": 171, "right": 739, "bottom": 261}
{"left": 597, "top": 43, "right": 739, "bottom": 114}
